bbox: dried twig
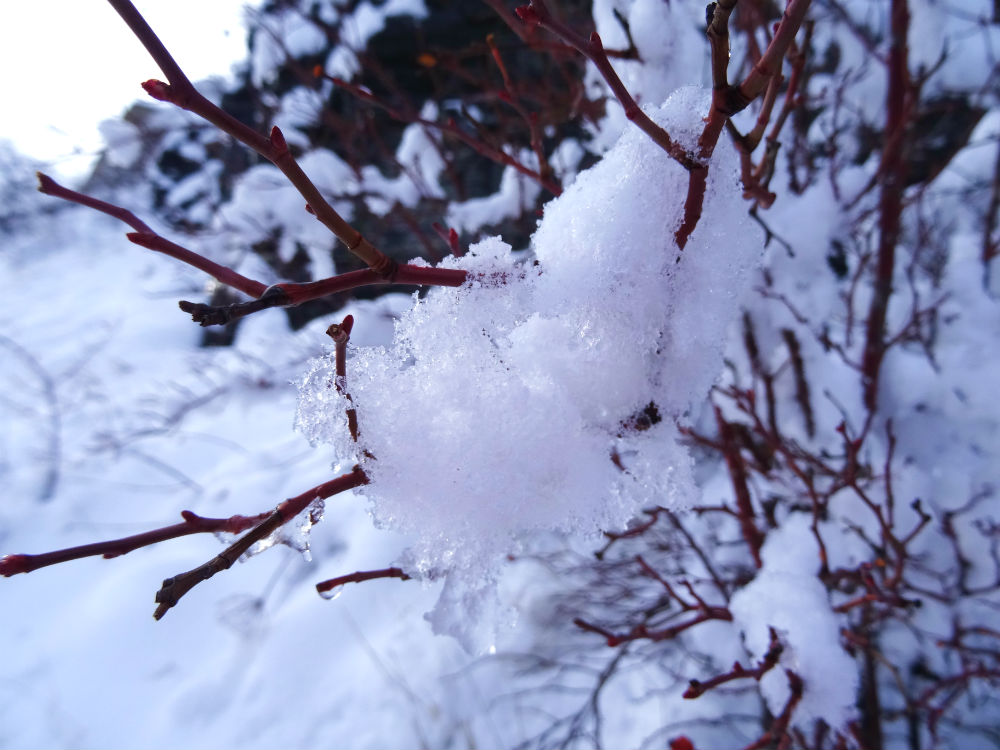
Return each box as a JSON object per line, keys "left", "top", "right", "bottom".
{"left": 153, "top": 467, "right": 367, "bottom": 619}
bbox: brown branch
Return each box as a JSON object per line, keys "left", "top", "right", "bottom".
{"left": 756, "top": 23, "right": 811, "bottom": 187}
{"left": 636, "top": 554, "right": 691, "bottom": 607}
{"left": 643, "top": 607, "right": 734, "bottom": 643}
{"left": 315, "top": 567, "right": 411, "bottom": 597}
{"left": 515, "top": 0, "right": 699, "bottom": 171}
{"left": 487, "top": 32, "right": 555, "bottom": 187}
{"left": 736, "top": 0, "right": 811, "bottom": 108}
{"left": 37, "top": 172, "right": 468, "bottom": 328}
{"left": 178, "top": 265, "right": 469, "bottom": 326}
{"left": 982, "top": 131, "right": 1000, "bottom": 286}
{"left": 730, "top": 120, "right": 778, "bottom": 208}
{"left": 572, "top": 617, "right": 622, "bottom": 647}
{"left": 0, "top": 510, "right": 271, "bottom": 577}
{"left": 594, "top": 506, "right": 665, "bottom": 560}
{"left": 675, "top": 0, "right": 813, "bottom": 249}
{"left": 152, "top": 466, "right": 368, "bottom": 619}
{"left": 574, "top": 605, "right": 732, "bottom": 647}
{"left": 861, "top": 0, "right": 910, "bottom": 412}
{"left": 715, "top": 406, "right": 764, "bottom": 568}
{"left": 916, "top": 665, "right": 1000, "bottom": 739}
{"left": 742, "top": 671, "right": 804, "bottom": 750}
{"left": 105, "top": 0, "right": 395, "bottom": 276}
{"left": 684, "top": 627, "right": 783, "bottom": 698}
{"left": 707, "top": 0, "right": 739, "bottom": 91}
{"left": 37, "top": 173, "right": 267, "bottom": 299}
{"left": 326, "top": 315, "right": 359, "bottom": 442}
{"left": 781, "top": 328, "right": 815, "bottom": 438}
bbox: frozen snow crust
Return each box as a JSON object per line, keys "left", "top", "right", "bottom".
{"left": 297, "top": 87, "right": 760, "bottom": 644}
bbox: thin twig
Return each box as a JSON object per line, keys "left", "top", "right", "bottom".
{"left": 315, "top": 567, "right": 411, "bottom": 596}
{"left": 515, "top": 0, "right": 699, "bottom": 171}
{"left": 105, "top": 0, "right": 395, "bottom": 276}
{"left": 37, "top": 173, "right": 267, "bottom": 299}
{"left": 861, "top": 0, "right": 910, "bottom": 412}
{"left": 1, "top": 510, "right": 270, "bottom": 576}
{"left": 152, "top": 467, "right": 367, "bottom": 619}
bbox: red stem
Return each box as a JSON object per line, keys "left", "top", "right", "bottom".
{"left": 36, "top": 173, "right": 266, "bottom": 299}
{"left": 282, "top": 265, "right": 468, "bottom": 305}
{"left": 326, "top": 315, "right": 359, "bottom": 441}
{"left": 0, "top": 510, "right": 270, "bottom": 576}
{"left": 742, "top": 671, "right": 804, "bottom": 750}
{"left": 105, "top": 0, "right": 395, "bottom": 276}
{"left": 315, "top": 567, "right": 411, "bottom": 595}
{"left": 152, "top": 467, "right": 368, "bottom": 619}
{"left": 861, "top": 0, "right": 910, "bottom": 412}
{"left": 675, "top": 0, "right": 813, "bottom": 249}
{"left": 684, "top": 628, "right": 783, "bottom": 698}
{"left": 516, "top": 0, "right": 698, "bottom": 171}
{"left": 715, "top": 406, "right": 764, "bottom": 568}
{"left": 38, "top": 172, "right": 468, "bottom": 326}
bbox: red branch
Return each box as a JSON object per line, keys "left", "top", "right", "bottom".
{"left": 675, "top": 0, "right": 813, "bottom": 249}
{"left": 742, "top": 670, "right": 804, "bottom": 750}
{"left": 152, "top": 467, "right": 368, "bottom": 619}
{"left": 0, "top": 510, "right": 269, "bottom": 576}
{"left": 715, "top": 406, "right": 764, "bottom": 568}
{"left": 36, "top": 173, "right": 266, "bottom": 299}
{"left": 515, "top": 0, "right": 698, "bottom": 171}
{"left": 684, "top": 627, "right": 784, "bottom": 698}
{"left": 178, "top": 264, "right": 469, "bottom": 326}
{"left": 861, "top": 0, "right": 910, "bottom": 412}
{"left": 432, "top": 222, "right": 463, "bottom": 257}
{"left": 105, "top": 0, "right": 396, "bottom": 276}
{"left": 37, "top": 173, "right": 468, "bottom": 327}
{"left": 326, "top": 315, "right": 359, "bottom": 442}
{"left": 574, "top": 606, "right": 732, "bottom": 648}
{"left": 315, "top": 567, "right": 411, "bottom": 596}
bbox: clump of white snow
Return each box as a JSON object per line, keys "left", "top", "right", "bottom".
{"left": 297, "top": 87, "right": 760, "bottom": 649}
{"left": 730, "top": 514, "right": 859, "bottom": 731}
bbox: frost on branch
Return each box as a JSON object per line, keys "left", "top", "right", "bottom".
{"left": 297, "top": 88, "right": 760, "bottom": 649}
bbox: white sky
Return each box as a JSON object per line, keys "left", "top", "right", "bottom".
{"left": 1, "top": 0, "right": 256, "bottom": 179}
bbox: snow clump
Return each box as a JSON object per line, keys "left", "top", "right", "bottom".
{"left": 297, "top": 87, "right": 761, "bottom": 649}
{"left": 730, "top": 513, "right": 859, "bottom": 731}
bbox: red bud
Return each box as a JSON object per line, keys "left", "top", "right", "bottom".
{"left": 269, "top": 126, "right": 288, "bottom": 153}
{"left": 126, "top": 232, "right": 156, "bottom": 248}
{"left": 141, "top": 79, "right": 172, "bottom": 102}
{"left": 0, "top": 554, "right": 30, "bottom": 577}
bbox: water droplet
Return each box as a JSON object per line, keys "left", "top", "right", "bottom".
{"left": 319, "top": 584, "right": 344, "bottom": 601}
